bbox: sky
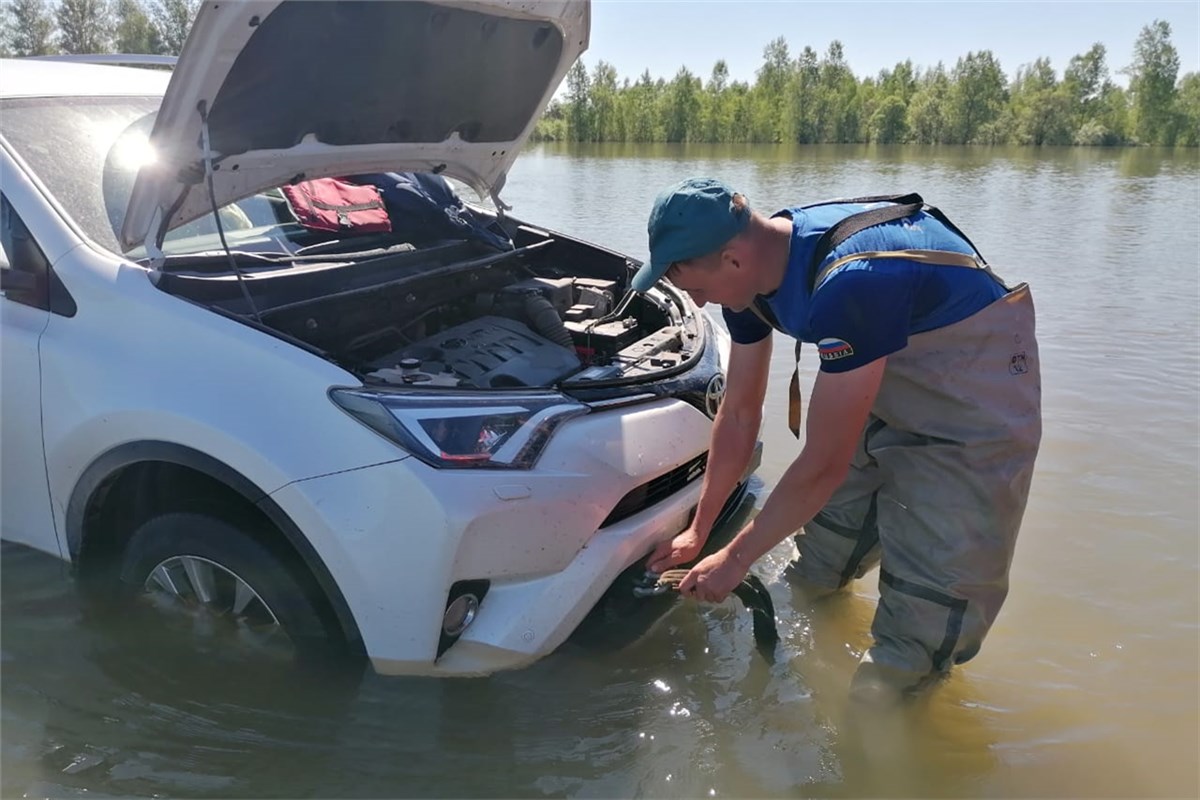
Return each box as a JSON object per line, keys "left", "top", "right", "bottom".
{"left": 578, "top": 1, "right": 1200, "bottom": 88}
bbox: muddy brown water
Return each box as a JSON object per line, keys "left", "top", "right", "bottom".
{"left": 3, "top": 143, "right": 1197, "bottom": 798}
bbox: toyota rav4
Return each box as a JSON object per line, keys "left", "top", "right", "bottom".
{"left": 0, "top": 0, "right": 760, "bottom": 675}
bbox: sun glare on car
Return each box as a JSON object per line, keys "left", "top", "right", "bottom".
{"left": 107, "top": 130, "right": 157, "bottom": 170}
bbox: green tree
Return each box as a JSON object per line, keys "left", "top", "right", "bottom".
{"left": 869, "top": 94, "right": 909, "bottom": 143}
{"left": 817, "top": 40, "right": 861, "bottom": 142}
{"left": 1096, "top": 83, "right": 1131, "bottom": 144}
{"left": 0, "top": 3, "right": 11, "bottom": 55}
{"left": 57, "top": 0, "right": 112, "bottom": 54}
{"left": 752, "top": 36, "right": 791, "bottom": 142}
{"left": 1063, "top": 43, "right": 1125, "bottom": 144}
{"left": 563, "top": 59, "right": 592, "bottom": 141}
{"left": 531, "top": 98, "right": 567, "bottom": 142}
{"left": 590, "top": 60, "right": 619, "bottom": 141}
{"left": 788, "top": 45, "right": 820, "bottom": 143}
{"left": 726, "top": 81, "right": 752, "bottom": 143}
{"left": 1127, "top": 20, "right": 1180, "bottom": 145}
{"left": 151, "top": 0, "right": 197, "bottom": 56}
{"left": 701, "top": 59, "right": 730, "bottom": 142}
{"left": 878, "top": 59, "right": 917, "bottom": 104}
{"left": 661, "top": 66, "right": 701, "bottom": 142}
{"left": 5, "top": 0, "right": 56, "bottom": 55}
{"left": 1172, "top": 72, "right": 1200, "bottom": 147}
{"left": 1064, "top": 44, "right": 1108, "bottom": 120}
{"left": 1010, "top": 58, "right": 1072, "bottom": 145}
{"left": 620, "top": 69, "right": 660, "bottom": 142}
{"left": 948, "top": 50, "right": 1008, "bottom": 143}
{"left": 907, "top": 64, "right": 951, "bottom": 144}
{"left": 114, "top": 0, "right": 162, "bottom": 53}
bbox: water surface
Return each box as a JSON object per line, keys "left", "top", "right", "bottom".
{"left": 3, "top": 143, "right": 1197, "bottom": 798}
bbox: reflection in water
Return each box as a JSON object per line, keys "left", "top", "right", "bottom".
{"left": 531, "top": 140, "right": 1200, "bottom": 178}
{"left": 4, "top": 145, "right": 1199, "bottom": 799}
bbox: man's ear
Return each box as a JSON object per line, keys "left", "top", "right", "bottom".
{"left": 722, "top": 247, "right": 741, "bottom": 271}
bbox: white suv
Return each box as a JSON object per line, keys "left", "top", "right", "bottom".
{"left": 0, "top": 0, "right": 758, "bottom": 676}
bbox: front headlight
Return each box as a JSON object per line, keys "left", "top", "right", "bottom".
{"left": 330, "top": 389, "right": 588, "bottom": 469}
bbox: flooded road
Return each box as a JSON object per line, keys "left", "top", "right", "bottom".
{"left": 3, "top": 143, "right": 1198, "bottom": 798}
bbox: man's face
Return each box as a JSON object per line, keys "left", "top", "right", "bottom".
{"left": 666, "top": 248, "right": 758, "bottom": 311}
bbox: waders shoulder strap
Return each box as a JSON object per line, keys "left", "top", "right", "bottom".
{"left": 806, "top": 193, "right": 925, "bottom": 290}
{"left": 755, "top": 196, "right": 925, "bottom": 439}
{"left": 755, "top": 195, "right": 992, "bottom": 439}
{"left": 812, "top": 248, "right": 995, "bottom": 292}
{"left": 803, "top": 193, "right": 990, "bottom": 291}
{"left": 746, "top": 298, "right": 805, "bottom": 439}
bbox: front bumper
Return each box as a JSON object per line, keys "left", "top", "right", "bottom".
{"left": 566, "top": 466, "right": 760, "bottom": 653}
{"left": 270, "top": 396, "right": 761, "bottom": 676}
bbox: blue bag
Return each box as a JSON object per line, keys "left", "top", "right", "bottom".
{"left": 348, "top": 172, "right": 513, "bottom": 251}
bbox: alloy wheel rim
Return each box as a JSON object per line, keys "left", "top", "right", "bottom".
{"left": 142, "top": 555, "right": 289, "bottom": 654}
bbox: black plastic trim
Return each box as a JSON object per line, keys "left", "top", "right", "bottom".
{"left": 600, "top": 453, "right": 708, "bottom": 529}
{"left": 48, "top": 267, "right": 77, "bottom": 317}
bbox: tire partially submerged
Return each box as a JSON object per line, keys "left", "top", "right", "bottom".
{"left": 118, "top": 511, "right": 346, "bottom": 661}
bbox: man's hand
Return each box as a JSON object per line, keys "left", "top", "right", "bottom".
{"left": 677, "top": 547, "right": 750, "bottom": 603}
{"left": 647, "top": 526, "right": 706, "bottom": 573}
{"left": 646, "top": 337, "right": 770, "bottom": 575}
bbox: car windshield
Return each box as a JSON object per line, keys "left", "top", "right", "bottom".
{"left": 0, "top": 96, "right": 162, "bottom": 254}
{"left": 0, "top": 95, "right": 497, "bottom": 261}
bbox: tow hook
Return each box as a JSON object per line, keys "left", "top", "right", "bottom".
{"left": 632, "top": 569, "right": 780, "bottom": 660}
{"left": 631, "top": 569, "right": 685, "bottom": 598}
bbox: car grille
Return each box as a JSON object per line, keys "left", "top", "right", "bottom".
{"left": 599, "top": 452, "right": 708, "bottom": 529}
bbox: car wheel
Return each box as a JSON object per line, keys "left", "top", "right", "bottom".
{"left": 118, "top": 511, "right": 345, "bottom": 662}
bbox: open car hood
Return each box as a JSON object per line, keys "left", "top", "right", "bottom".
{"left": 118, "top": 0, "right": 589, "bottom": 253}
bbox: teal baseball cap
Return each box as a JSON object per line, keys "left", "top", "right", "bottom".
{"left": 632, "top": 177, "right": 751, "bottom": 292}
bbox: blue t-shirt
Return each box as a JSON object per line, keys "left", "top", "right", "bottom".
{"left": 723, "top": 204, "right": 1006, "bottom": 373}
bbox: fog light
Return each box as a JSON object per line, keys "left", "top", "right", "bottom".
{"left": 437, "top": 579, "right": 490, "bottom": 659}
{"left": 442, "top": 593, "right": 479, "bottom": 637}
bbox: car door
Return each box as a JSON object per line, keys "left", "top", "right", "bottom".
{"left": 0, "top": 191, "right": 62, "bottom": 558}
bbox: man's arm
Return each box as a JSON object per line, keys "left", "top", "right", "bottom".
{"left": 647, "top": 335, "right": 771, "bottom": 572}
{"left": 694, "top": 336, "right": 772, "bottom": 534}
{"left": 677, "top": 356, "right": 887, "bottom": 601}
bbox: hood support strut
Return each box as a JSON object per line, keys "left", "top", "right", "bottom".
{"left": 198, "top": 99, "right": 263, "bottom": 323}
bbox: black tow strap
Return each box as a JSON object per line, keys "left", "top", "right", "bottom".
{"left": 730, "top": 574, "right": 781, "bottom": 658}
{"left": 634, "top": 570, "right": 780, "bottom": 661}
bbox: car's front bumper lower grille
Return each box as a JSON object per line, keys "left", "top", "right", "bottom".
{"left": 599, "top": 452, "right": 708, "bottom": 529}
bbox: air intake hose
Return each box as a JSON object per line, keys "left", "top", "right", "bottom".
{"left": 523, "top": 294, "right": 575, "bottom": 350}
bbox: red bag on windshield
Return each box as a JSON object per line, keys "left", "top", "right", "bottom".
{"left": 281, "top": 177, "right": 392, "bottom": 235}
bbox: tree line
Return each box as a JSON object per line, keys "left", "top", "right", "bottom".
{"left": 539, "top": 21, "right": 1197, "bottom": 147}
{"left": 2, "top": 3, "right": 1194, "bottom": 147}
{"left": 1, "top": 0, "right": 196, "bottom": 58}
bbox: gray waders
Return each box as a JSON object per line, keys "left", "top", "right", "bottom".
{"left": 786, "top": 282, "right": 1042, "bottom": 695}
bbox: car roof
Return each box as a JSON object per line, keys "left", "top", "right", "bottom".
{"left": 0, "top": 58, "right": 170, "bottom": 99}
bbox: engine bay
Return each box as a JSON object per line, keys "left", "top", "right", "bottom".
{"left": 360, "top": 272, "right": 698, "bottom": 389}
{"left": 159, "top": 228, "right": 705, "bottom": 391}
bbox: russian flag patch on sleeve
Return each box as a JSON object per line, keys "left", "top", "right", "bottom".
{"left": 817, "top": 337, "right": 855, "bottom": 361}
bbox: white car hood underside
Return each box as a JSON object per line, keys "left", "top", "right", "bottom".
{"left": 119, "top": 0, "right": 589, "bottom": 252}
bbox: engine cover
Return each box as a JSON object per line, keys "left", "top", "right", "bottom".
{"left": 396, "top": 316, "right": 581, "bottom": 388}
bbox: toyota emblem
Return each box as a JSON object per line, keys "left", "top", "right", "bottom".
{"left": 704, "top": 374, "right": 726, "bottom": 418}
